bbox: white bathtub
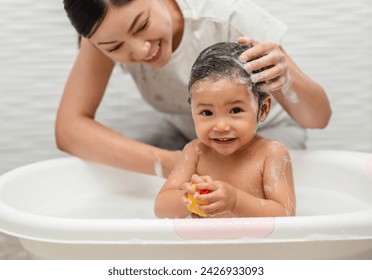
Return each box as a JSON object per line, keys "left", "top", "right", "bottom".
{"left": 0, "top": 150, "right": 372, "bottom": 259}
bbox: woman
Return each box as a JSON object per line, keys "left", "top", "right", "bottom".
{"left": 57, "top": 0, "right": 331, "bottom": 178}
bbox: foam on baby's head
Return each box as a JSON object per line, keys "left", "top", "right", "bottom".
{"left": 188, "top": 42, "right": 268, "bottom": 104}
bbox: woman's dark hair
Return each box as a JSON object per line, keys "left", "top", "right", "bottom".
{"left": 188, "top": 42, "right": 268, "bottom": 103}
{"left": 63, "top": 0, "right": 134, "bottom": 38}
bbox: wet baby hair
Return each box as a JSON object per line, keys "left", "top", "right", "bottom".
{"left": 188, "top": 42, "right": 269, "bottom": 120}
{"left": 63, "top": 0, "right": 134, "bottom": 38}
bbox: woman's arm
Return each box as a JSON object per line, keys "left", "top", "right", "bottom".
{"left": 272, "top": 47, "right": 331, "bottom": 128}
{"left": 55, "top": 38, "right": 178, "bottom": 177}
{"left": 238, "top": 38, "right": 332, "bottom": 128}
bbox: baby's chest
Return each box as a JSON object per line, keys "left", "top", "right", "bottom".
{"left": 197, "top": 160, "right": 264, "bottom": 195}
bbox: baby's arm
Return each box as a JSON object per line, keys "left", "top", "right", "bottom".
{"left": 234, "top": 142, "right": 295, "bottom": 217}
{"left": 195, "top": 142, "right": 295, "bottom": 217}
{"left": 154, "top": 140, "right": 200, "bottom": 218}
{"left": 260, "top": 142, "right": 296, "bottom": 216}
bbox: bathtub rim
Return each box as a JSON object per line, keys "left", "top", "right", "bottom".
{"left": 1, "top": 150, "right": 372, "bottom": 245}
{"left": 1, "top": 203, "right": 372, "bottom": 245}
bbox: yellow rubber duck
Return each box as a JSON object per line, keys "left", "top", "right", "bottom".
{"left": 187, "top": 183, "right": 209, "bottom": 217}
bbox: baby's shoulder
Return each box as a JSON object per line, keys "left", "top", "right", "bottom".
{"left": 260, "top": 139, "right": 290, "bottom": 158}
{"left": 183, "top": 139, "right": 201, "bottom": 151}
{"left": 182, "top": 139, "right": 209, "bottom": 158}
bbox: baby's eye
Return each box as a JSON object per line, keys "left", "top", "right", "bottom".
{"left": 230, "top": 107, "right": 243, "bottom": 114}
{"left": 201, "top": 110, "right": 213, "bottom": 116}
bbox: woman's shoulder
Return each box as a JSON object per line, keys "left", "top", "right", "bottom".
{"left": 179, "top": 0, "right": 250, "bottom": 20}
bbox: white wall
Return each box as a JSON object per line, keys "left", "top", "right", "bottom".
{"left": 1, "top": 0, "right": 372, "bottom": 176}
{"left": 256, "top": 0, "right": 372, "bottom": 151}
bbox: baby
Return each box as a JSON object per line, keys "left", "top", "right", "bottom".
{"left": 154, "top": 42, "right": 296, "bottom": 218}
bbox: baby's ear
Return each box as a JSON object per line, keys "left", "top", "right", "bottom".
{"left": 258, "top": 95, "right": 272, "bottom": 122}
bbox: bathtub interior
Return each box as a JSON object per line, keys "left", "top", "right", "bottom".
{"left": 0, "top": 159, "right": 163, "bottom": 220}
{"left": 290, "top": 151, "right": 372, "bottom": 215}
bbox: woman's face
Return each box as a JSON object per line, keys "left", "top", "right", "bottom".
{"left": 89, "top": 0, "right": 176, "bottom": 68}
{"left": 191, "top": 78, "right": 260, "bottom": 156}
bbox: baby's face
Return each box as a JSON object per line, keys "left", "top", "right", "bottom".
{"left": 191, "top": 78, "right": 259, "bottom": 156}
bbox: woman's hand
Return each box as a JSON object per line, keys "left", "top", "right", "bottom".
{"left": 191, "top": 174, "right": 237, "bottom": 217}
{"left": 237, "top": 36, "right": 331, "bottom": 129}
{"left": 237, "top": 36, "right": 290, "bottom": 93}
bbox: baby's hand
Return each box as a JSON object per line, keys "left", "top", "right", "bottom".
{"left": 193, "top": 179, "right": 237, "bottom": 217}
{"left": 182, "top": 181, "right": 208, "bottom": 217}
{"left": 181, "top": 182, "right": 194, "bottom": 207}
{"left": 182, "top": 175, "right": 213, "bottom": 217}
{"left": 190, "top": 174, "right": 212, "bottom": 184}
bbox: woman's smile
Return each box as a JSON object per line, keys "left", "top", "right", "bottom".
{"left": 143, "top": 40, "right": 161, "bottom": 63}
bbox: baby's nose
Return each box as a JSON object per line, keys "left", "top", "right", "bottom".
{"left": 213, "top": 118, "right": 230, "bottom": 132}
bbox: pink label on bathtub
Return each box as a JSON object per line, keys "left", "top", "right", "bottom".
{"left": 366, "top": 158, "right": 372, "bottom": 177}
{"left": 174, "top": 218, "right": 275, "bottom": 240}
